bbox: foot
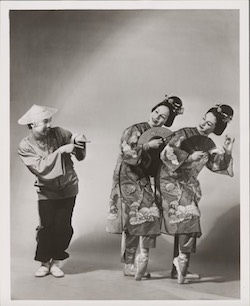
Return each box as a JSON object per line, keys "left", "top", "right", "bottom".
{"left": 50, "top": 260, "right": 64, "bottom": 278}
{"left": 35, "top": 264, "right": 50, "bottom": 277}
{"left": 173, "top": 256, "right": 188, "bottom": 284}
{"left": 50, "top": 265, "right": 64, "bottom": 278}
{"left": 123, "top": 264, "right": 150, "bottom": 278}
{"left": 135, "top": 254, "right": 149, "bottom": 281}
{"left": 171, "top": 269, "right": 200, "bottom": 280}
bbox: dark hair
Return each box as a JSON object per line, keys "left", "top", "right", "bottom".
{"left": 151, "top": 96, "right": 183, "bottom": 127}
{"left": 206, "top": 104, "right": 234, "bottom": 135}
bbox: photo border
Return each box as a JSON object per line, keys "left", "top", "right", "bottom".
{"left": 1, "top": 1, "right": 249, "bottom": 306}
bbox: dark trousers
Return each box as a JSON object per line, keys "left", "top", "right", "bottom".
{"left": 35, "top": 196, "right": 76, "bottom": 263}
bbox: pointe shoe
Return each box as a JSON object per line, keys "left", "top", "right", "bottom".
{"left": 135, "top": 254, "right": 149, "bottom": 281}
{"left": 173, "top": 256, "right": 188, "bottom": 284}
{"left": 123, "top": 264, "right": 136, "bottom": 276}
{"left": 35, "top": 265, "right": 50, "bottom": 277}
{"left": 171, "top": 269, "right": 200, "bottom": 280}
{"left": 123, "top": 263, "right": 151, "bottom": 278}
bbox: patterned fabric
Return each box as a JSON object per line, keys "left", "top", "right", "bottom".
{"left": 18, "top": 127, "right": 85, "bottom": 199}
{"left": 158, "top": 127, "right": 233, "bottom": 237}
{"left": 107, "top": 122, "right": 161, "bottom": 236}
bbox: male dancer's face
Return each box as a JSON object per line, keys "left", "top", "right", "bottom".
{"left": 31, "top": 117, "right": 52, "bottom": 137}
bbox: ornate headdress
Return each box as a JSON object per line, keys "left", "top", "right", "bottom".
{"left": 206, "top": 103, "right": 234, "bottom": 135}
{"left": 151, "top": 94, "right": 184, "bottom": 127}
{"left": 215, "top": 104, "right": 233, "bottom": 124}
{"left": 164, "top": 95, "right": 184, "bottom": 115}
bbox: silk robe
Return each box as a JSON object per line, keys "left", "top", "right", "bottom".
{"left": 158, "top": 127, "right": 233, "bottom": 237}
{"left": 107, "top": 122, "right": 161, "bottom": 236}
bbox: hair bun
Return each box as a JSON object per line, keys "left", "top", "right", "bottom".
{"left": 215, "top": 104, "right": 233, "bottom": 123}
{"left": 165, "top": 95, "right": 184, "bottom": 115}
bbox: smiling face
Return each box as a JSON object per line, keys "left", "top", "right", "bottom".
{"left": 197, "top": 112, "right": 217, "bottom": 135}
{"left": 148, "top": 105, "right": 170, "bottom": 127}
{"left": 31, "top": 117, "right": 52, "bottom": 137}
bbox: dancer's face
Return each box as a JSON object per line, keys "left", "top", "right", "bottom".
{"left": 197, "top": 112, "right": 216, "bottom": 135}
{"left": 148, "top": 105, "right": 170, "bottom": 127}
{"left": 31, "top": 117, "right": 52, "bottom": 137}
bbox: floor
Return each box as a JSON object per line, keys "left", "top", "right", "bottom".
{"left": 11, "top": 232, "right": 240, "bottom": 301}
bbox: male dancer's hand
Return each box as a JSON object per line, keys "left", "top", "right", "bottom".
{"left": 75, "top": 134, "right": 89, "bottom": 145}
{"left": 59, "top": 144, "right": 75, "bottom": 154}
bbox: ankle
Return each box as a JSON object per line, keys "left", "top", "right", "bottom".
{"left": 124, "top": 263, "right": 134, "bottom": 269}
{"left": 139, "top": 251, "right": 149, "bottom": 262}
{"left": 41, "top": 261, "right": 50, "bottom": 268}
{"left": 51, "top": 259, "right": 60, "bottom": 267}
{"left": 178, "top": 253, "right": 188, "bottom": 262}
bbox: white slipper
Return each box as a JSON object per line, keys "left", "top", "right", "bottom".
{"left": 50, "top": 265, "right": 64, "bottom": 278}
{"left": 35, "top": 265, "right": 50, "bottom": 277}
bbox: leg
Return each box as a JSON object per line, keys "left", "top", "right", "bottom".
{"left": 121, "top": 230, "right": 139, "bottom": 265}
{"left": 173, "top": 234, "right": 189, "bottom": 284}
{"left": 171, "top": 235, "right": 179, "bottom": 277}
{"left": 121, "top": 231, "right": 139, "bottom": 276}
{"left": 35, "top": 199, "right": 57, "bottom": 263}
{"left": 34, "top": 199, "right": 56, "bottom": 277}
{"left": 50, "top": 197, "right": 76, "bottom": 278}
{"left": 135, "top": 235, "right": 156, "bottom": 281}
{"left": 51, "top": 196, "right": 76, "bottom": 260}
{"left": 171, "top": 234, "right": 199, "bottom": 280}
{"left": 135, "top": 246, "right": 149, "bottom": 281}
{"left": 173, "top": 234, "right": 197, "bottom": 284}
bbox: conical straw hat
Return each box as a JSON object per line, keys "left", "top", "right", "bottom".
{"left": 18, "top": 104, "right": 58, "bottom": 125}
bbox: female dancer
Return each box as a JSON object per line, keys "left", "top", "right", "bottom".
{"left": 107, "top": 96, "right": 184, "bottom": 280}
{"left": 158, "top": 104, "right": 234, "bottom": 284}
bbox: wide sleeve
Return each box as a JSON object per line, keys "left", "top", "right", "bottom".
{"left": 120, "top": 125, "right": 146, "bottom": 166}
{"left": 206, "top": 148, "right": 234, "bottom": 177}
{"left": 160, "top": 131, "right": 189, "bottom": 173}
{"left": 18, "top": 139, "right": 65, "bottom": 180}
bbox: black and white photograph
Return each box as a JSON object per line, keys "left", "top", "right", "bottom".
{"left": 0, "top": 0, "right": 249, "bottom": 305}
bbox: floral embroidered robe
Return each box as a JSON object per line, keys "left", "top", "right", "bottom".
{"left": 107, "top": 122, "right": 161, "bottom": 236}
{"left": 158, "top": 127, "right": 233, "bottom": 238}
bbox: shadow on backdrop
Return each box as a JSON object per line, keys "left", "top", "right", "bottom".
{"left": 63, "top": 205, "right": 240, "bottom": 283}
{"left": 194, "top": 204, "right": 240, "bottom": 282}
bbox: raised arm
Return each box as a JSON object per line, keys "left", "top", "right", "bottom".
{"left": 206, "top": 135, "right": 235, "bottom": 176}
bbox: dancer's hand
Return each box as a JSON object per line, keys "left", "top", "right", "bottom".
{"left": 59, "top": 144, "right": 75, "bottom": 154}
{"left": 189, "top": 151, "right": 207, "bottom": 162}
{"left": 75, "top": 134, "right": 88, "bottom": 146}
{"left": 148, "top": 138, "right": 164, "bottom": 149}
{"left": 223, "top": 135, "right": 235, "bottom": 154}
